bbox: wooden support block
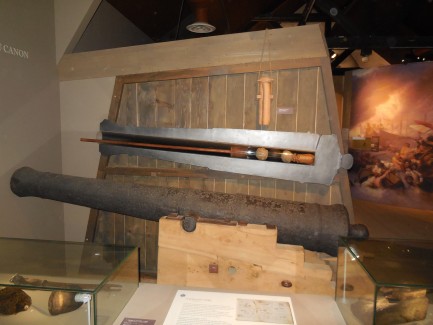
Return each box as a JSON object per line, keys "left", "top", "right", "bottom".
{"left": 157, "top": 216, "right": 335, "bottom": 295}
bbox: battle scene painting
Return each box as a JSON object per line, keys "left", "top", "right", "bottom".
{"left": 348, "top": 62, "right": 433, "bottom": 210}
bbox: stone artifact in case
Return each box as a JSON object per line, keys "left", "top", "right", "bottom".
{"left": 336, "top": 237, "right": 433, "bottom": 324}
{"left": 0, "top": 237, "right": 138, "bottom": 324}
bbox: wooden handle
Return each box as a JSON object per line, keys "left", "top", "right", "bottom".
{"left": 257, "top": 77, "right": 273, "bottom": 126}
{"left": 280, "top": 150, "right": 315, "bottom": 165}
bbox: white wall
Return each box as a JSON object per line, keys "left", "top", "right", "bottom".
{"left": 0, "top": 0, "right": 64, "bottom": 240}
{"left": 56, "top": 0, "right": 156, "bottom": 241}
{"left": 54, "top": 0, "right": 101, "bottom": 62}
{"left": 59, "top": 77, "right": 114, "bottom": 241}
{"left": 73, "top": 0, "right": 153, "bottom": 53}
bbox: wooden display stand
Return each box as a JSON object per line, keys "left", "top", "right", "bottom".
{"left": 157, "top": 215, "right": 336, "bottom": 296}
{"left": 70, "top": 24, "right": 354, "bottom": 276}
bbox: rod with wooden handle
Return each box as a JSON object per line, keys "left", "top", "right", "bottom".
{"left": 80, "top": 138, "right": 315, "bottom": 165}
{"left": 257, "top": 77, "right": 273, "bottom": 126}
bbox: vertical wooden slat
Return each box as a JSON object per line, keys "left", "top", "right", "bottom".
{"left": 208, "top": 75, "right": 227, "bottom": 129}
{"left": 155, "top": 80, "right": 179, "bottom": 188}
{"left": 175, "top": 78, "right": 193, "bottom": 189}
{"left": 93, "top": 210, "right": 115, "bottom": 244}
{"left": 226, "top": 74, "right": 245, "bottom": 129}
{"left": 174, "top": 78, "right": 191, "bottom": 129}
{"left": 191, "top": 77, "right": 209, "bottom": 129}
{"left": 207, "top": 75, "right": 227, "bottom": 193}
{"left": 117, "top": 83, "right": 147, "bottom": 273}
{"left": 188, "top": 77, "right": 209, "bottom": 190}
{"left": 305, "top": 183, "right": 331, "bottom": 205}
{"left": 248, "top": 179, "right": 261, "bottom": 197}
{"left": 243, "top": 72, "right": 259, "bottom": 130}
{"left": 275, "top": 69, "right": 298, "bottom": 132}
{"left": 138, "top": 81, "right": 158, "bottom": 178}
{"left": 297, "top": 67, "right": 318, "bottom": 133}
{"left": 315, "top": 69, "right": 332, "bottom": 135}
{"left": 263, "top": 72, "right": 277, "bottom": 131}
{"left": 242, "top": 73, "right": 259, "bottom": 195}
{"left": 136, "top": 81, "right": 159, "bottom": 274}
{"left": 274, "top": 69, "right": 299, "bottom": 201}
{"left": 114, "top": 83, "right": 138, "bottom": 246}
{"left": 225, "top": 74, "right": 246, "bottom": 194}
{"left": 85, "top": 77, "right": 125, "bottom": 243}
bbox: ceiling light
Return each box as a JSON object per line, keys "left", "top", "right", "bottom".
{"left": 186, "top": 21, "right": 216, "bottom": 33}
{"left": 187, "top": 1, "right": 215, "bottom": 34}
{"left": 329, "top": 50, "right": 337, "bottom": 60}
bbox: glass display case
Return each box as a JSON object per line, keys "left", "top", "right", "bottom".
{"left": 336, "top": 237, "right": 433, "bottom": 325}
{"left": 0, "top": 237, "right": 138, "bottom": 325}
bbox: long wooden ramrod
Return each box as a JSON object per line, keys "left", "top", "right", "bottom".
{"left": 80, "top": 138, "right": 315, "bottom": 165}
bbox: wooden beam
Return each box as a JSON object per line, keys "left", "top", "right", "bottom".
{"left": 58, "top": 24, "right": 328, "bottom": 81}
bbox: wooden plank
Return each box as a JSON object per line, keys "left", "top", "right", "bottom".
{"left": 294, "top": 182, "right": 308, "bottom": 203}
{"left": 275, "top": 180, "right": 295, "bottom": 201}
{"left": 316, "top": 69, "right": 332, "bottom": 135}
{"left": 157, "top": 217, "right": 334, "bottom": 295}
{"left": 260, "top": 179, "right": 276, "bottom": 199}
{"left": 188, "top": 76, "right": 210, "bottom": 190}
{"left": 226, "top": 74, "right": 244, "bottom": 129}
{"left": 274, "top": 69, "right": 298, "bottom": 201}
{"left": 208, "top": 75, "right": 227, "bottom": 129}
{"left": 243, "top": 72, "right": 259, "bottom": 130}
{"left": 86, "top": 41, "right": 355, "bottom": 276}
{"left": 59, "top": 25, "right": 328, "bottom": 81}
{"left": 174, "top": 78, "right": 191, "bottom": 128}
{"left": 104, "top": 167, "right": 268, "bottom": 180}
{"left": 112, "top": 84, "right": 138, "bottom": 246}
{"left": 275, "top": 69, "right": 298, "bottom": 132}
{"left": 248, "top": 179, "right": 261, "bottom": 197}
{"left": 190, "top": 77, "right": 209, "bottom": 129}
{"left": 155, "top": 80, "right": 175, "bottom": 129}
{"left": 145, "top": 220, "right": 159, "bottom": 275}
{"left": 225, "top": 74, "right": 245, "bottom": 195}
{"left": 305, "top": 183, "right": 331, "bottom": 205}
{"left": 93, "top": 210, "right": 115, "bottom": 244}
{"left": 153, "top": 80, "right": 178, "bottom": 188}
{"left": 207, "top": 75, "right": 227, "bottom": 193}
{"left": 297, "top": 67, "right": 319, "bottom": 133}
{"left": 174, "top": 78, "right": 193, "bottom": 189}
{"left": 137, "top": 80, "right": 158, "bottom": 179}
{"left": 108, "top": 77, "right": 126, "bottom": 121}
{"left": 136, "top": 80, "right": 159, "bottom": 274}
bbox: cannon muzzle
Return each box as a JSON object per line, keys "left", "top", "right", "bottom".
{"left": 10, "top": 167, "right": 368, "bottom": 256}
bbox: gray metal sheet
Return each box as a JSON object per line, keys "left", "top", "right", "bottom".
{"left": 100, "top": 120, "right": 320, "bottom": 151}
{"left": 99, "top": 120, "right": 352, "bottom": 185}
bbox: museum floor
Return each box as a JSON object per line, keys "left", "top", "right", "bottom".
{"left": 353, "top": 199, "right": 433, "bottom": 240}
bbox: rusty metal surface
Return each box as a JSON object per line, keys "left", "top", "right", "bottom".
{"left": 10, "top": 167, "right": 367, "bottom": 256}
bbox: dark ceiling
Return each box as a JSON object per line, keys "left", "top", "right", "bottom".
{"left": 95, "top": 0, "right": 433, "bottom": 74}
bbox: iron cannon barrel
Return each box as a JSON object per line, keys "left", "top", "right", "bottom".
{"left": 10, "top": 167, "right": 367, "bottom": 256}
